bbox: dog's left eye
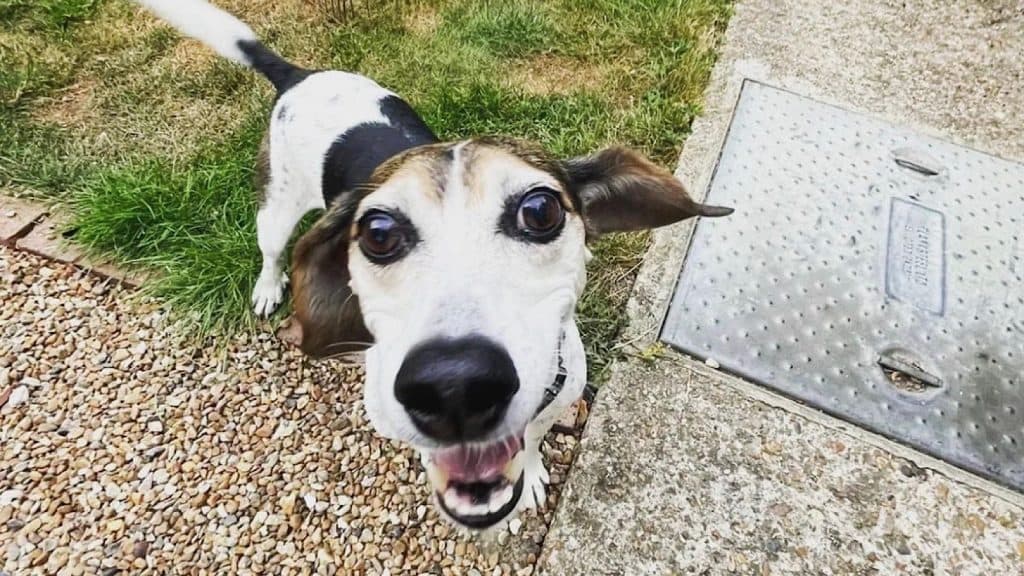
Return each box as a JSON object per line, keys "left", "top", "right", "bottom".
{"left": 516, "top": 188, "right": 565, "bottom": 241}
{"left": 358, "top": 211, "right": 412, "bottom": 263}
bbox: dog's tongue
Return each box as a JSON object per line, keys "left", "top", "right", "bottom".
{"left": 433, "top": 436, "right": 521, "bottom": 482}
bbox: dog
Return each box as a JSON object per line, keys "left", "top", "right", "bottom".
{"left": 137, "top": 0, "right": 732, "bottom": 530}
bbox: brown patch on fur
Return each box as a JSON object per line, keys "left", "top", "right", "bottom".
{"left": 466, "top": 137, "right": 564, "bottom": 179}
{"left": 29, "top": 79, "right": 98, "bottom": 128}
{"left": 506, "top": 55, "right": 607, "bottom": 96}
{"left": 462, "top": 138, "right": 579, "bottom": 211}
{"left": 369, "top": 142, "right": 454, "bottom": 199}
{"left": 276, "top": 314, "right": 304, "bottom": 348}
{"left": 290, "top": 191, "right": 373, "bottom": 358}
{"left": 458, "top": 141, "right": 573, "bottom": 209}
{"left": 564, "top": 147, "right": 733, "bottom": 239}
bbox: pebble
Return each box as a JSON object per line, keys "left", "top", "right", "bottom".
{"left": 704, "top": 358, "right": 721, "bottom": 369}
{"left": 280, "top": 494, "right": 296, "bottom": 515}
{"left": 0, "top": 246, "right": 582, "bottom": 574}
{"left": 4, "top": 385, "right": 28, "bottom": 409}
{"left": 132, "top": 541, "right": 149, "bottom": 558}
{"left": 45, "top": 548, "right": 69, "bottom": 573}
{"left": 0, "top": 490, "right": 22, "bottom": 506}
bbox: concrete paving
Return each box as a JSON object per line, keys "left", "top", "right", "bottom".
{"left": 539, "top": 1, "right": 1024, "bottom": 573}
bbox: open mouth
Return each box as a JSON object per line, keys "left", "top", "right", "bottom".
{"left": 427, "top": 435, "right": 525, "bottom": 529}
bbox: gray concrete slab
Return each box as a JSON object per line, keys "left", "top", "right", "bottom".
{"left": 540, "top": 0, "right": 1024, "bottom": 573}
{"left": 542, "top": 360, "right": 1024, "bottom": 574}
{"left": 0, "top": 196, "right": 46, "bottom": 244}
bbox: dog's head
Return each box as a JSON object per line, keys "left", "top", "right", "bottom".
{"left": 290, "top": 137, "right": 730, "bottom": 528}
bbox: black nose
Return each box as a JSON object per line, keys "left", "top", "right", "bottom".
{"left": 395, "top": 336, "right": 519, "bottom": 443}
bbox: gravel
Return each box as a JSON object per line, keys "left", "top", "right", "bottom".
{"left": 0, "top": 246, "right": 580, "bottom": 575}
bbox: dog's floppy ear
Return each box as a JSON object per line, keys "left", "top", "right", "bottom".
{"left": 563, "top": 147, "right": 732, "bottom": 239}
{"left": 290, "top": 196, "right": 373, "bottom": 358}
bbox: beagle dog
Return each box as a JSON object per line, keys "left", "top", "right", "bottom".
{"left": 137, "top": 0, "right": 732, "bottom": 530}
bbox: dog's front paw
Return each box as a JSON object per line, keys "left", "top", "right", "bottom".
{"left": 521, "top": 449, "right": 550, "bottom": 510}
{"left": 251, "top": 272, "right": 288, "bottom": 317}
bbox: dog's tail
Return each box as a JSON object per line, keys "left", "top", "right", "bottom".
{"left": 135, "top": 0, "right": 308, "bottom": 94}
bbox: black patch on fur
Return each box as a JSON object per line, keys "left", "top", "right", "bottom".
{"left": 321, "top": 96, "right": 438, "bottom": 206}
{"left": 276, "top": 103, "right": 290, "bottom": 121}
{"left": 379, "top": 96, "right": 435, "bottom": 142}
{"left": 237, "top": 40, "right": 311, "bottom": 94}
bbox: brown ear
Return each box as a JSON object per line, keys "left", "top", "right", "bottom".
{"left": 290, "top": 196, "right": 373, "bottom": 358}
{"left": 564, "top": 147, "right": 733, "bottom": 239}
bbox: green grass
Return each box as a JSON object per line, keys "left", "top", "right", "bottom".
{"left": 441, "top": 2, "right": 554, "bottom": 57}
{"left": 0, "top": 0, "right": 99, "bottom": 103}
{"left": 0, "top": 0, "right": 732, "bottom": 381}
{"left": 0, "top": 0, "right": 98, "bottom": 32}
{"left": 70, "top": 116, "right": 267, "bottom": 331}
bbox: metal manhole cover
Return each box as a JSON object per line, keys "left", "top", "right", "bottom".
{"left": 663, "top": 81, "right": 1024, "bottom": 489}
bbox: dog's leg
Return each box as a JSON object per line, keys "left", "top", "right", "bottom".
{"left": 521, "top": 433, "right": 550, "bottom": 510}
{"left": 252, "top": 194, "right": 307, "bottom": 317}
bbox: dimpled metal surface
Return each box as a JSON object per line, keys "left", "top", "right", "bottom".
{"left": 663, "top": 81, "right": 1024, "bottom": 490}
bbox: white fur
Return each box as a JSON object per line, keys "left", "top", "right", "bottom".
{"left": 253, "top": 72, "right": 397, "bottom": 315}
{"left": 136, "top": 0, "right": 257, "bottom": 65}
{"left": 352, "top": 150, "right": 590, "bottom": 522}
{"left": 135, "top": 0, "right": 401, "bottom": 315}
{"left": 354, "top": 152, "right": 589, "bottom": 446}
{"left": 137, "top": 0, "right": 592, "bottom": 528}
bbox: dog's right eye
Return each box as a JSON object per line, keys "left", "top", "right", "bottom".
{"left": 358, "top": 211, "right": 412, "bottom": 264}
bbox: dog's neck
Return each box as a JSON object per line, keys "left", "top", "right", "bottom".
{"left": 534, "top": 330, "right": 569, "bottom": 418}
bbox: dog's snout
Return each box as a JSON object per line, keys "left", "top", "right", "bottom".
{"left": 395, "top": 337, "right": 518, "bottom": 443}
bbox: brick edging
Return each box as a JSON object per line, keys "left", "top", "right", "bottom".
{"left": 1, "top": 195, "right": 147, "bottom": 287}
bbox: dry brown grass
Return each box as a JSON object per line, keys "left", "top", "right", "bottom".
{"left": 166, "top": 39, "right": 220, "bottom": 74}
{"left": 404, "top": 3, "right": 442, "bottom": 35}
{"left": 6, "top": 0, "right": 734, "bottom": 376}
{"left": 19, "top": 0, "right": 333, "bottom": 162}
{"left": 0, "top": 30, "right": 75, "bottom": 105}
{"left": 505, "top": 54, "right": 609, "bottom": 96}
{"left": 30, "top": 79, "right": 98, "bottom": 128}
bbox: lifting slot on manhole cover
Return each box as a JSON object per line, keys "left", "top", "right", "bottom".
{"left": 877, "top": 350, "right": 942, "bottom": 393}
{"left": 893, "top": 147, "right": 943, "bottom": 176}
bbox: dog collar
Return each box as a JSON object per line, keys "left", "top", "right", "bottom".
{"left": 534, "top": 331, "right": 569, "bottom": 417}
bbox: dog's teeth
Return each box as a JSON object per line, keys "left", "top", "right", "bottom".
{"left": 489, "top": 484, "right": 515, "bottom": 513}
{"left": 441, "top": 488, "right": 460, "bottom": 512}
{"left": 443, "top": 488, "right": 490, "bottom": 517}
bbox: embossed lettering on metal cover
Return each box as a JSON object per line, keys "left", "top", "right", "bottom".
{"left": 663, "top": 81, "right": 1024, "bottom": 489}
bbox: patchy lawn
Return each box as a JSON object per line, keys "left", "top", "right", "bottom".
{"left": 0, "top": 0, "right": 732, "bottom": 380}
